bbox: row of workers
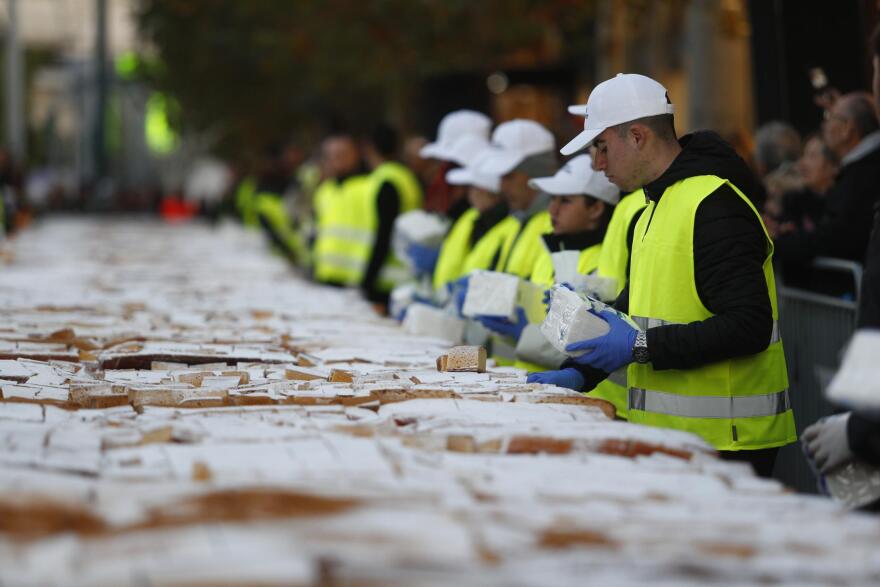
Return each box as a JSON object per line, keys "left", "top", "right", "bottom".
{"left": 235, "top": 74, "right": 796, "bottom": 479}
{"left": 408, "top": 74, "right": 792, "bottom": 479}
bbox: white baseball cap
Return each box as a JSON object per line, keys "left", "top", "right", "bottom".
{"left": 528, "top": 154, "right": 620, "bottom": 205}
{"left": 477, "top": 119, "right": 556, "bottom": 176}
{"left": 560, "top": 73, "right": 675, "bottom": 156}
{"left": 445, "top": 134, "right": 491, "bottom": 167}
{"left": 446, "top": 149, "right": 501, "bottom": 193}
{"left": 567, "top": 104, "right": 587, "bottom": 116}
{"left": 419, "top": 110, "right": 492, "bottom": 161}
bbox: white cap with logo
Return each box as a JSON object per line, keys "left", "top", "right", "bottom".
{"left": 420, "top": 110, "right": 492, "bottom": 161}
{"left": 560, "top": 73, "right": 674, "bottom": 156}
{"left": 528, "top": 155, "right": 620, "bottom": 205}
{"left": 446, "top": 149, "right": 501, "bottom": 193}
{"left": 477, "top": 119, "right": 556, "bottom": 176}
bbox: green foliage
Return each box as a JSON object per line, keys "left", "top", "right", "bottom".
{"left": 136, "top": 0, "right": 596, "bottom": 157}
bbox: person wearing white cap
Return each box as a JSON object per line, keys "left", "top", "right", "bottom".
{"left": 419, "top": 110, "right": 492, "bottom": 219}
{"left": 475, "top": 154, "right": 620, "bottom": 377}
{"left": 407, "top": 134, "right": 494, "bottom": 284}
{"left": 476, "top": 119, "right": 558, "bottom": 280}
{"left": 439, "top": 148, "right": 518, "bottom": 289}
{"left": 543, "top": 73, "right": 795, "bottom": 477}
{"left": 456, "top": 119, "right": 557, "bottom": 365}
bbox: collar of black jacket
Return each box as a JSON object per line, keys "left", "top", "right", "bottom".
{"left": 642, "top": 131, "right": 766, "bottom": 205}
{"left": 541, "top": 227, "right": 606, "bottom": 253}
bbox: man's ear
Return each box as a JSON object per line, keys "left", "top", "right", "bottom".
{"left": 629, "top": 123, "right": 648, "bottom": 150}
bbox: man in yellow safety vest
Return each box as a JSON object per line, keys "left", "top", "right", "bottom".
{"left": 540, "top": 73, "right": 796, "bottom": 477}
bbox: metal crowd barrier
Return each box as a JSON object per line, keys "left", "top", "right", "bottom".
{"left": 773, "top": 257, "right": 863, "bottom": 493}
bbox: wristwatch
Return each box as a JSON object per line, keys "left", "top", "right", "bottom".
{"left": 632, "top": 330, "right": 650, "bottom": 364}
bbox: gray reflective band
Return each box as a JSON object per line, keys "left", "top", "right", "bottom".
{"left": 315, "top": 253, "right": 365, "bottom": 271}
{"left": 631, "top": 316, "right": 780, "bottom": 346}
{"left": 379, "top": 264, "right": 413, "bottom": 285}
{"left": 628, "top": 387, "right": 790, "bottom": 419}
{"left": 607, "top": 368, "right": 628, "bottom": 387}
{"left": 321, "top": 226, "right": 373, "bottom": 244}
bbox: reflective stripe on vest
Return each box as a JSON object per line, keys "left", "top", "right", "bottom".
{"left": 629, "top": 387, "right": 791, "bottom": 419}
{"left": 630, "top": 316, "right": 781, "bottom": 346}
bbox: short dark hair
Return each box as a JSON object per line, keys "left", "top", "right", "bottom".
{"left": 616, "top": 113, "right": 677, "bottom": 143}
{"left": 369, "top": 123, "right": 399, "bottom": 158}
{"left": 841, "top": 92, "right": 880, "bottom": 138}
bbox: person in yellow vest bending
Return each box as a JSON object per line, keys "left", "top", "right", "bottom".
{"left": 477, "top": 154, "right": 618, "bottom": 374}
{"left": 545, "top": 73, "right": 796, "bottom": 478}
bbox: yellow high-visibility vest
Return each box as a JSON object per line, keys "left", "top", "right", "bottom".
{"left": 235, "top": 176, "right": 259, "bottom": 228}
{"left": 627, "top": 175, "right": 796, "bottom": 450}
{"left": 496, "top": 211, "right": 552, "bottom": 278}
{"left": 254, "top": 192, "right": 307, "bottom": 265}
{"left": 312, "top": 175, "right": 371, "bottom": 285}
{"left": 359, "top": 162, "right": 424, "bottom": 293}
{"left": 433, "top": 208, "right": 479, "bottom": 292}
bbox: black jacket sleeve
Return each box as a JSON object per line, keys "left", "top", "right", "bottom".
{"left": 848, "top": 412, "right": 880, "bottom": 466}
{"left": 646, "top": 185, "right": 773, "bottom": 370}
{"left": 361, "top": 181, "right": 400, "bottom": 302}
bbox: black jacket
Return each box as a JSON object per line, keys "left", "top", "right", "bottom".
{"left": 775, "top": 143, "right": 880, "bottom": 268}
{"left": 567, "top": 131, "right": 773, "bottom": 385}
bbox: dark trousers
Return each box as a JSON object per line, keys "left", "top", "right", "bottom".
{"left": 718, "top": 447, "right": 779, "bottom": 478}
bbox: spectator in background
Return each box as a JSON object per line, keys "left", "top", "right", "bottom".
{"left": 766, "top": 134, "right": 839, "bottom": 288}
{"left": 754, "top": 121, "right": 802, "bottom": 216}
{"left": 767, "top": 134, "right": 838, "bottom": 236}
{"left": 774, "top": 92, "right": 880, "bottom": 284}
{"left": 801, "top": 28, "right": 880, "bottom": 495}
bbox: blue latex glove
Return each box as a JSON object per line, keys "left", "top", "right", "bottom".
{"left": 565, "top": 309, "right": 638, "bottom": 373}
{"left": 527, "top": 368, "right": 585, "bottom": 391}
{"left": 407, "top": 242, "right": 440, "bottom": 276}
{"left": 452, "top": 276, "right": 469, "bottom": 316}
{"left": 477, "top": 307, "right": 528, "bottom": 340}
